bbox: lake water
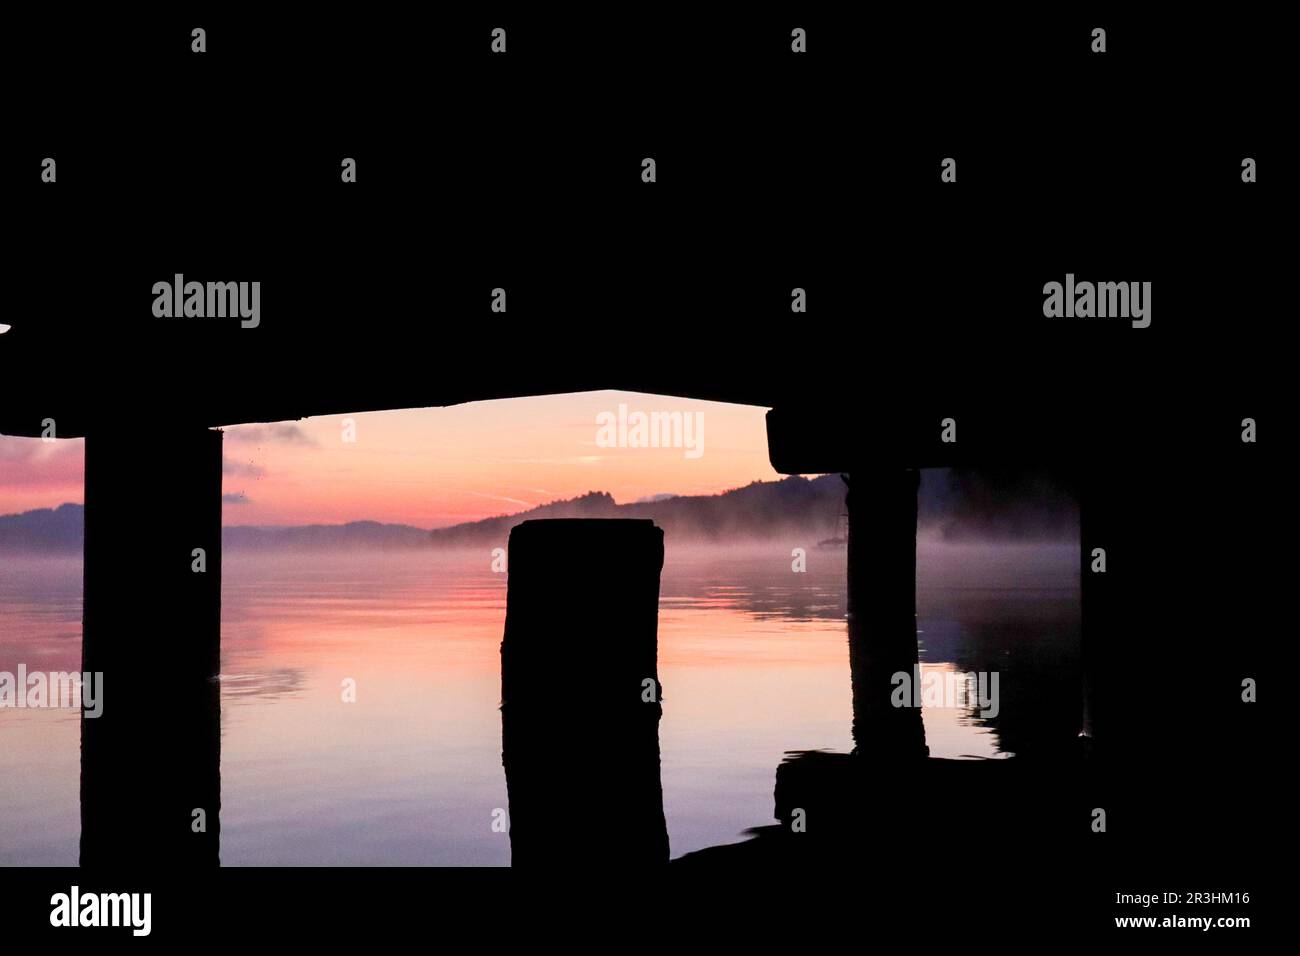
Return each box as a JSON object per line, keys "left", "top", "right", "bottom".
{"left": 0, "top": 541, "right": 1079, "bottom": 865}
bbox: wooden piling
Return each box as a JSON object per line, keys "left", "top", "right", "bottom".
{"left": 80, "top": 425, "right": 222, "bottom": 866}
{"left": 845, "top": 469, "right": 929, "bottom": 759}
{"left": 501, "top": 518, "right": 669, "bottom": 866}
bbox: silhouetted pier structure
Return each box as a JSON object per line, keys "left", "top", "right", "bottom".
{"left": 501, "top": 519, "right": 668, "bottom": 866}
{"left": 844, "top": 469, "right": 928, "bottom": 760}
{"left": 80, "top": 424, "right": 222, "bottom": 866}
{"left": 0, "top": 314, "right": 1266, "bottom": 866}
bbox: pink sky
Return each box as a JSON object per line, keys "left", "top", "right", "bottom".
{"left": 1, "top": 391, "right": 781, "bottom": 528}
{"left": 0, "top": 437, "right": 85, "bottom": 514}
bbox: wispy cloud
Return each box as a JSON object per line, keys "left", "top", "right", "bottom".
{"left": 466, "top": 491, "right": 533, "bottom": 508}
{"left": 222, "top": 456, "right": 265, "bottom": 478}
{"left": 0, "top": 437, "right": 84, "bottom": 488}
{"left": 224, "top": 423, "right": 318, "bottom": 447}
{"left": 475, "top": 456, "right": 604, "bottom": 466}
{"left": 0, "top": 437, "right": 81, "bottom": 464}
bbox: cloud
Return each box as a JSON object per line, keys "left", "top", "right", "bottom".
{"left": 222, "top": 492, "right": 253, "bottom": 505}
{"left": 224, "top": 423, "right": 318, "bottom": 447}
{"left": 0, "top": 436, "right": 84, "bottom": 490}
{"left": 477, "top": 456, "right": 604, "bottom": 466}
{"left": 0, "top": 436, "right": 83, "bottom": 464}
{"left": 222, "top": 456, "right": 265, "bottom": 477}
{"left": 467, "top": 491, "right": 533, "bottom": 508}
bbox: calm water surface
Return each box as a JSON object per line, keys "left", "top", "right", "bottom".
{"left": 0, "top": 541, "right": 1079, "bottom": 865}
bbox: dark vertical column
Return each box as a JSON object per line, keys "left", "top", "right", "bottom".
{"left": 1078, "top": 463, "right": 1139, "bottom": 761}
{"left": 501, "top": 519, "right": 668, "bottom": 867}
{"left": 81, "top": 425, "right": 222, "bottom": 866}
{"left": 846, "top": 469, "right": 928, "bottom": 759}
{"left": 1077, "top": 466, "right": 1103, "bottom": 748}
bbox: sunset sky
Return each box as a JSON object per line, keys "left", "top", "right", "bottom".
{"left": 0, "top": 436, "right": 85, "bottom": 515}
{"left": 1, "top": 391, "right": 782, "bottom": 528}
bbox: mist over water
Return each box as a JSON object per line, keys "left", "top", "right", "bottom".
{"left": 0, "top": 556, "right": 83, "bottom": 866}
{"left": 0, "top": 538, "right": 1078, "bottom": 865}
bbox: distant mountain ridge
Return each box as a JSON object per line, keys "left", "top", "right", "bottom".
{"left": 0, "top": 478, "right": 848, "bottom": 553}
{"left": 0, "top": 502, "right": 84, "bottom": 553}
{"left": 0, "top": 469, "right": 1078, "bottom": 553}
{"left": 427, "top": 475, "right": 848, "bottom": 547}
{"left": 224, "top": 520, "right": 434, "bottom": 551}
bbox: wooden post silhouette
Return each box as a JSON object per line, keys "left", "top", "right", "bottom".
{"left": 845, "top": 469, "right": 928, "bottom": 759}
{"left": 80, "top": 425, "right": 222, "bottom": 866}
{"left": 501, "top": 519, "right": 668, "bottom": 866}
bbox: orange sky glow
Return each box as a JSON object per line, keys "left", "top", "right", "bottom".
{"left": 2, "top": 391, "right": 782, "bottom": 528}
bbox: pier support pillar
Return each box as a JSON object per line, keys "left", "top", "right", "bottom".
{"left": 845, "top": 469, "right": 929, "bottom": 759}
{"left": 501, "top": 519, "right": 668, "bottom": 866}
{"left": 80, "top": 425, "right": 223, "bottom": 866}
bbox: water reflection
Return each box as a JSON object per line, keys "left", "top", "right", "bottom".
{"left": 80, "top": 674, "right": 221, "bottom": 867}
{"left": 219, "top": 668, "right": 306, "bottom": 700}
{"left": 0, "top": 541, "right": 1078, "bottom": 865}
